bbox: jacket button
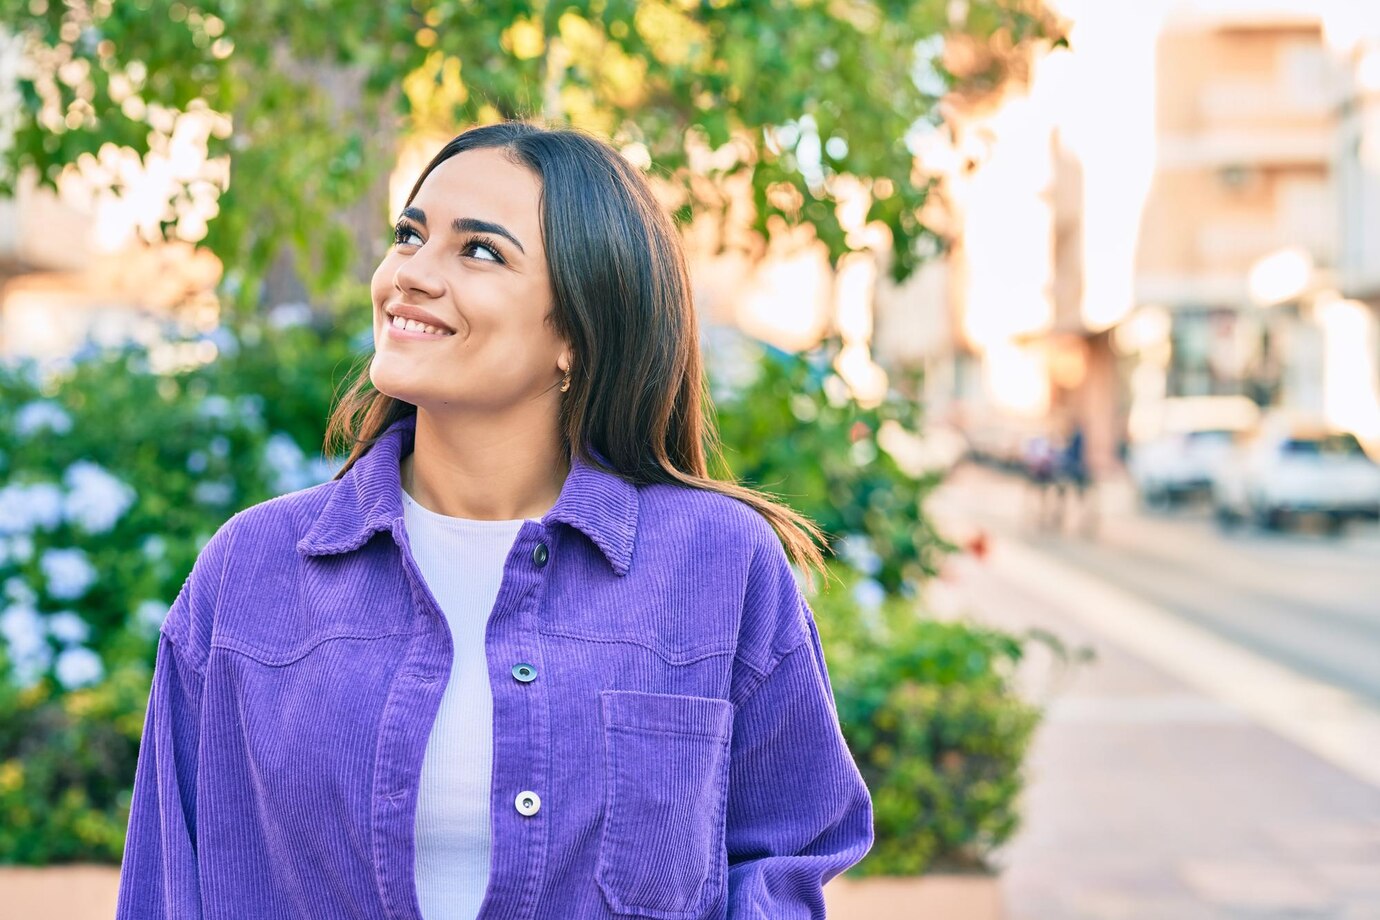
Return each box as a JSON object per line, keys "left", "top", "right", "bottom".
{"left": 532, "top": 542, "right": 549, "bottom": 567}
{"left": 515, "top": 791, "right": 541, "bottom": 816}
{"left": 512, "top": 663, "right": 537, "bottom": 683}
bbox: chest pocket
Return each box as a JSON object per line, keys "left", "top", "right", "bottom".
{"left": 595, "top": 690, "right": 734, "bottom": 919}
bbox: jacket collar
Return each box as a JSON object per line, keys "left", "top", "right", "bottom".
{"left": 296, "top": 412, "right": 638, "bottom": 576}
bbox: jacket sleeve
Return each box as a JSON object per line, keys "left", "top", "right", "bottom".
{"left": 116, "top": 520, "right": 234, "bottom": 919}
{"left": 724, "top": 538, "right": 874, "bottom": 917}
{"left": 115, "top": 626, "right": 205, "bottom": 919}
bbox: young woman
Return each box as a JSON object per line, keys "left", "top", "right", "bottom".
{"left": 116, "top": 121, "right": 873, "bottom": 920}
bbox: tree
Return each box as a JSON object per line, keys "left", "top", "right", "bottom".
{"left": 0, "top": 0, "right": 1062, "bottom": 317}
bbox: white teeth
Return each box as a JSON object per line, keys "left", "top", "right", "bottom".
{"left": 390, "top": 314, "right": 452, "bottom": 336}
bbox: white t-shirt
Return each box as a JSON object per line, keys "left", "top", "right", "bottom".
{"left": 402, "top": 486, "right": 536, "bottom": 920}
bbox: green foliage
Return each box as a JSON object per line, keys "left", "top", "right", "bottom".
{"left": 0, "top": 0, "right": 1063, "bottom": 310}
{"left": 810, "top": 562, "right": 1054, "bottom": 877}
{"left": 0, "top": 653, "right": 152, "bottom": 862}
{"left": 711, "top": 337, "right": 955, "bottom": 595}
{"left": 0, "top": 315, "right": 361, "bottom": 862}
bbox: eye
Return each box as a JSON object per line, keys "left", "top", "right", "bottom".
{"left": 462, "top": 235, "right": 505, "bottom": 264}
{"left": 392, "top": 222, "right": 423, "bottom": 248}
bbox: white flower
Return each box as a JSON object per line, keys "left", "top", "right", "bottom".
{"left": 46, "top": 610, "right": 90, "bottom": 645}
{"left": 140, "top": 535, "right": 167, "bottom": 561}
{"left": 0, "top": 481, "right": 65, "bottom": 534}
{"left": 303, "top": 456, "right": 341, "bottom": 486}
{"left": 835, "top": 533, "right": 883, "bottom": 577}
{"left": 265, "top": 432, "right": 304, "bottom": 471}
{"left": 266, "top": 302, "right": 313, "bottom": 330}
{"left": 196, "top": 395, "right": 233, "bottom": 422}
{"left": 192, "top": 479, "right": 234, "bottom": 506}
{"left": 0, "top": 355, "right": 46, "bottom": 389}
{"left": 62, "top": 460, "right": 137, "bottom": 534}
{"left": 27, "top": 483, "right": 64, "bottom": 530}
{"left": 205, "top": 326, "right": 240, "bottom": 359}
{"left": 54, "top": 646, "right": 103, "bottom": 689}
{"left": 0, "top": 489, "right": 18, "bottom": 535}
{"left": 133, "top": 599, "right": 169, "bottom": 634}
{"left": 233, "top": 394, "right": 264, "bottom": 428}
{"left": 701, "top": 324, "right": 764, "bottom": 404}
{"left": 3, "top": 576, "right": 37, "bottom": 607}
{"left": 264, "top": 432, "right": 309, "bottom": 493}
{"left": 1, "top": 604, "right": 45, "bottom": 655}
{"left": 13, "top": 400, "right": 73, "bottom": 437}
{"left": 1, "top": 603, "right": 52, "bottom": 687}
{"left": 5, "top": 535, "right": 34, "bottom": 564}
{"left": 39, "top": 547, "right": 97, "bottom": 601}
{"left": 851, "top": 577, "right": 886, "bottom": 613}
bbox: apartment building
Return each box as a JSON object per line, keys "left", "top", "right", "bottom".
{"left": 1133, "top": 11, "right": 1338, "bottom": 413}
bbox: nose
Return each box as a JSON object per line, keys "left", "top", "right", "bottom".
{"left": 392, "top": 244, "right": 444, "bottom": 301}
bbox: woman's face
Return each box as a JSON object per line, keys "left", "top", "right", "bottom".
{"left": 369, "top": 146, "right": 567, "bottom": 416}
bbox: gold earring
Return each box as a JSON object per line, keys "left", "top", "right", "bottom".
{"left": 559, "top": 369, "right": 571, "bottom": 393}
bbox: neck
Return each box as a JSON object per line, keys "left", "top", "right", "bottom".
{"left": 401, "top": 407, "right": 569, "bottom": 521}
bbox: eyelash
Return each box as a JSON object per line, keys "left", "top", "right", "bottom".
{"left": 391, "top": 223, "right": 505, "bottom": 264}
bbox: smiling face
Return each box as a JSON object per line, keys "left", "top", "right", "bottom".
{"left": 369, "top": 146, "right": 568, "bottom": 416}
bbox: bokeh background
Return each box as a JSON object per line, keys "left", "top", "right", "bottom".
{"left": 1, "top": 1, "right": 1379, "bottom": 918}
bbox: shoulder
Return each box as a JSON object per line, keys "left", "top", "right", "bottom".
{"left": 636, "top": 479, "right": 808, "bottom": 670}
{"left": 161, "top": 480, "right": 338, "bottom": 662}
{"left": 223, "top": 479, "right": 336, "bottom": 547}
{"left": 636, "top": 478, "right": 780, "bottom": 559}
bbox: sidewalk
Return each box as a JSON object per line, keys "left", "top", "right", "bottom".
{"left": 926, "top": 467, "right": 1380, "bottom": 920}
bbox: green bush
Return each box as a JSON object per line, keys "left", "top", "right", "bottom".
{"left": 810, "top": 562, "right": 1060, "bottom": 877}
{"left": 0, "top": 312, "right": 361, "bottom": 862}
{"left": 710, "top": 335, "right": 954, "bottom": 596}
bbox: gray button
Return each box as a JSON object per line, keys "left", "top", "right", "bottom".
{"left": 532, "top": 542, "right": 549, "bottom": 567}
{"left": 515, "top": 790, "right": 541, "bottom": 816}
{"left": 512, "top": 663, "right": 537, "bottom": 683}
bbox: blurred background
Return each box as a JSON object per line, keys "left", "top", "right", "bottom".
{"left": 1, "top": 0, "right": 1379, "bottom": 918}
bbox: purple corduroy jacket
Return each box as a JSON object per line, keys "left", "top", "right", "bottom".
{"left": 115, "top": 411, "right": 874, "bottom": 919}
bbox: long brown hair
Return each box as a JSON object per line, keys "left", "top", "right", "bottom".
{"left": 324, "top": 121, "right": 826, "bottom": 580}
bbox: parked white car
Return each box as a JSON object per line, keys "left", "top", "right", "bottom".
{"left": 1127, "top": 396, "right": 1261, "bottom": 507}
{"left": 1211, "top": 421, "right": 1380, "bottom": 533}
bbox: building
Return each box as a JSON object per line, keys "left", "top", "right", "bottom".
{"left": 874, "top": 0, "right": 1380, "bottom": 472}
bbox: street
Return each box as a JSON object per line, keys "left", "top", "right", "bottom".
{"left": 924, "top": 463, "right": 1380, "bottom": 920}
{"left": 938, "top": 464, "right": 1380, "bottom": 705}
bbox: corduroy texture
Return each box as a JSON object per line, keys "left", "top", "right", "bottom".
{"left": 403, "top": 490, "right": 530, "bottom": 920}
{"left": 115, "top": 412, "right": 874, "bottom": 919}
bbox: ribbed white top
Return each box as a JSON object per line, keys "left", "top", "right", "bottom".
{"left": 402, "top": 486, "right": 535, "bottom": 920}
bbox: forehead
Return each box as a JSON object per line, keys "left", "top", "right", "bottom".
{"left": 412, "top": 147, "right": 544, "bottom": 245}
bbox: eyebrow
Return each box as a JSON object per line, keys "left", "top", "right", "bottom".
{"left": 399, "top": 206, "right": 526, "bottom": 255}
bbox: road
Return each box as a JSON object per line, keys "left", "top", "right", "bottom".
{"left": 933, "top": 463, "right": 1380, "bottom": 705}
{"left": 925, "top": 462, "right": 1380, "bottom": 919}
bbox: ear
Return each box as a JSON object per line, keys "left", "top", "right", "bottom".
{"left": 558, "top": 349, "right": 573, "bottom": 374}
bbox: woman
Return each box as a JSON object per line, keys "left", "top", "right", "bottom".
{"left": 116, "top": 121, "right": 873, "bottom": 920}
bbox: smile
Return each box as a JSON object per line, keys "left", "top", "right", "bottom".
{"left": 386, "top": 314, "right": 455, "bottom": 339}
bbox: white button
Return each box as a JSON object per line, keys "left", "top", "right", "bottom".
{"left": 515, "top": 790, "right": 541, "bottom": 816}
